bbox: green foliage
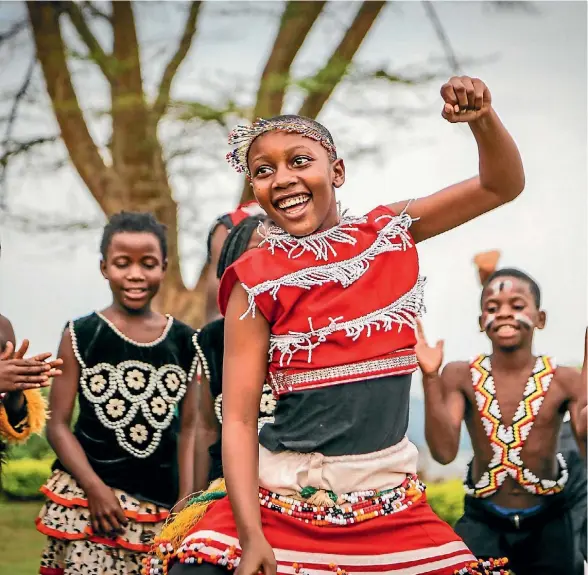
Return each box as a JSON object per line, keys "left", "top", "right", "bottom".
{"left": 426, "top": 479, "right": 465, "bottom": 526}
{"left": 0, "top": 500, "right": 47, "bottom": 575}
{"left": 8, "top": 433, "right": 53, "bottom": 460}
{"left": 2, "top": 458, "right": 52, "bottom": 500}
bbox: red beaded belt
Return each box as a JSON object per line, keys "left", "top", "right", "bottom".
{"left": 268, "top": 349, "right": 417, "bottom": 396}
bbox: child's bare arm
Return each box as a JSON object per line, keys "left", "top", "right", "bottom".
{"left": 222, "top": 284, "right": 276, "bottom": 575}
{"left": 423, "top": 363, "right": 467, "bottom": 464}
{"left": 177, "top": 371, "right": 199, "bottom": 503}
{"left": 415, "top": 320, "right": 466, "bottom": 464}
{"left": 389, "top": 77, "right": 524, "bottom": 243}
{"left": 47, "top": 328, "right": 127, "bottom": 535}
{"left": 559, "top": 364, "right": 587, "bottom": 456}
{"left": 193, "top": 372, "right": 220, "bottom": 491}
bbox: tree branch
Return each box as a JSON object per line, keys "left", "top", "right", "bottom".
{"left": 238, "top": 1, "right": 326, "bottom": 204}
{"left": 252, "top": 1, "right": 326, "bottom": 119}
{"left": 82, "top": 1, "right": 112, "bottom": 22}
{"left": 0, "top": 18, "right": 29, "bottom": 45}
{"left": 65, "top": 1, "right": 114, "bottom": 82}
{"left": 422, "top": 1, "right": 460, "bottom": 75}
{"left": 297, "top": 1, "right": 385, "bottom": 119}
{"left": 26, "top": 1, "right": 125, "bottom": 214}
{"left": 0, "top": 55, "right": 36, "bottom": 203}
{"left": 152, "top": 1, "right": 202, "bottom": 124}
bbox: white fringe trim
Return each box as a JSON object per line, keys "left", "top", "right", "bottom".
{"left": 269, "top": 276, "right": 426, "bottom": 366}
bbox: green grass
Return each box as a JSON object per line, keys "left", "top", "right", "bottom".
{"left": 0, "top": 500, "right": 45, "bottom": 575}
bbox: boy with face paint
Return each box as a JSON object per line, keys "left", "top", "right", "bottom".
{"left": 417, "top": 263, "right": 587, "bottom": 575}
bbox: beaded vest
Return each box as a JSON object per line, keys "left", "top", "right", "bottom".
{"left": 218, "top": 205, "right": 424, "bottom": 396}
{"left": 466, "top": 354, "right": 568, "bottom": 498}
{"left": 58, "top": 312, "right": 198, "bottom": 506}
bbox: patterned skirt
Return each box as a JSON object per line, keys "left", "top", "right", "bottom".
{"left": 37, "top": 469, "right": 170, "bottom": 575}
{"left": 145, "top": 476, "right": 508, "bottom": 575}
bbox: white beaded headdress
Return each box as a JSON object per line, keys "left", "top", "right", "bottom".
{"left": 226, "top": 115, "right": 337, "bottom": 177}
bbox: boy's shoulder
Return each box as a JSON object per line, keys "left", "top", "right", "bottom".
{"left": 442, "top": 360, "right": 472, "bottom": 386}
{"left": 553, "top": 363, "right": 581, "bottom": 387}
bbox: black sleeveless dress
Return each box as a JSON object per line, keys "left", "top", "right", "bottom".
{"left": 195, "top": 318, "right": 276, "bottom": 482}
{"left": 53, "top": 312, "right": 198, "bottom": 507}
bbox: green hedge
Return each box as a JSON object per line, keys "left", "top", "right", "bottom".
{"left": 426, "top": 479, "right": 465, "bottom": 526}
{"left": 2, "top": 458, "right": 52, "bottom": 500}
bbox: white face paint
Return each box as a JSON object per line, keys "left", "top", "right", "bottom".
{"left": 483, "top": 313, "right": 496, "bottom": 331}
{"left": 514, "top": 312, "right": 534, "bottom": 329}
{"left": 490, "top": 279, "right": 514, "bottom": 295}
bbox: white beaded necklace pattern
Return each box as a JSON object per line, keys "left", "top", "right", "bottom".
{"left": 72, "top": 317, "right": 198, "bottom": 459}
{"left": 258, "top": 204, "right": 368, "bottom": 262}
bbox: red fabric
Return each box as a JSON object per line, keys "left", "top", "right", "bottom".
{"left": 218, "top": 205, "right": 419, "bottom": 375}
{"left": 39, "top": 568, "right": 64, "bottom": 575}
{"left": 178, "top": 495, "right": 478, "bottom": 574}
{"left": 228, "top": 200, "right": 265, "bottom": 226}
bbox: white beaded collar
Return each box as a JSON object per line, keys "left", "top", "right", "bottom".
{"left": 258, "top": 204, "right": 367, "bottom": 261}
{"left": 95, "top": 312, "right": 174, "bottom": 348}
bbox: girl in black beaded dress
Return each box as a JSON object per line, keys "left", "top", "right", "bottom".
{"left": 36, "top": 212, "right": 200, "bottom": 575}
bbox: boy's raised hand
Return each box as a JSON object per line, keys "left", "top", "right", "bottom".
{"left": 441, "top": 76, "right": 492, "bottom": 123}
{"left": 415, "top": 319, "right": 444, "bottom": 377}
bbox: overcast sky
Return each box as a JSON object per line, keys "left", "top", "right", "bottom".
{"left": 0, "top": 1, "right": 586, "bottom": 399}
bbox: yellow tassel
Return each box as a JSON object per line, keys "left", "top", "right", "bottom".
{"left": 306, "top": 489, "right": 335, "bottom": 508}
{"left": 154, "top": 478, "right": 227, "bottom": 559}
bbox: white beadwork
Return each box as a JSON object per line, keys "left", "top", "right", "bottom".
{"left": 73, "top": 322, "right": 191, "bottom": 459}
{"left": 214, "top": 383, "right": 276, "bottom": 433}
{"left": 241, "top": 212, "right": 415, "bottom": 319}
{"left": 194, "top": 332, "right": 210, "bottom": 381}
{"left": 258, "top": 206, "right": 368, "bottom": 262}
{"left": 95, "top": 311, "right": 174, "bottom": 347}
{"left": 89, "top": 374, "right": 107, "bottom": 393}
{"left": 466, "top": 355, "right": 569, "bottom": 497}
{"left": 269, "top": 276, "right": 425, "bottom": 365}
{"left": 269, "top": 352, "right": 417, "bottom": 394}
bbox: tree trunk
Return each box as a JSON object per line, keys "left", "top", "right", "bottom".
{"left": 238, "top": 1, "right": 384, "bottom": 204}
{"left": 28, "top": 1, "right": 205, "bottom": 327}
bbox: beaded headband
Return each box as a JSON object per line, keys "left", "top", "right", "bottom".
{"left": 226, "top": 116, "right": 337, "bottom": 177}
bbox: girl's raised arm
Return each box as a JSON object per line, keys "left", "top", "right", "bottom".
{"left": 389, "top": 76, "right": 525, "bottom": 243}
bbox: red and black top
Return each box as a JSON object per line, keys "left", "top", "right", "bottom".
{"left": 219, "top": 205, "right": 424, "bottom": 396}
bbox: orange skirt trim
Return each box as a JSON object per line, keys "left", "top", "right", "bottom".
{"left": 39, "top": 484, "right": 169, "bottom": 523}
{"left": 35, "top": 517, "right": 151, "bottom": 554}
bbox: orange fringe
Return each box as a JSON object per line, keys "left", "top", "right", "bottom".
{"left": 0, "top": 388, "right": 47, "bottom": 442}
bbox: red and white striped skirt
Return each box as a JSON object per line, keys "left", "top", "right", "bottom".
{"left": 146, "top": 442, "right": 507, "bottom": 575}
